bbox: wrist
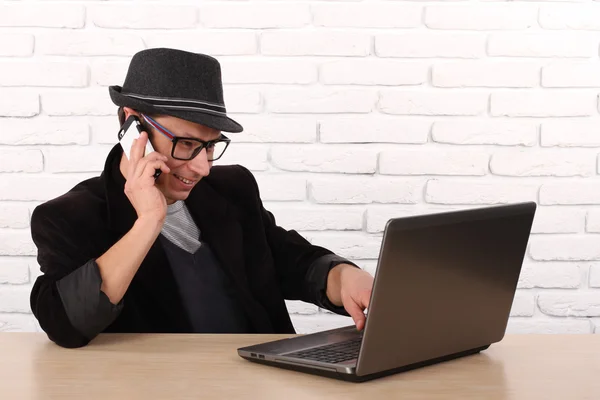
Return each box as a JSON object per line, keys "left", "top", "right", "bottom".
{"left": 134, "top": 215, "right": 164, "bottom": 235}
{"left": 326, "top": 263, "right": 353, "bottom": 307}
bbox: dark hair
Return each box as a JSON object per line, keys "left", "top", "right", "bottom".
{"left": 117, "top": 106, "right": 125, "bottom": 126}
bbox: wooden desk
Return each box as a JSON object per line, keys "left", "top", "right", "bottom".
{"left": 1, "top": 333, "right": 598, "bottom": 400}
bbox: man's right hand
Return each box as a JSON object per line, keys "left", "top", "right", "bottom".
{"left": 123, "top": 130, "right": 171, "bottom": 223}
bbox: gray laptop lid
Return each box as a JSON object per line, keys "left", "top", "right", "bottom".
{"left": 356, "top": 202, "right": 536, "bottom": 377}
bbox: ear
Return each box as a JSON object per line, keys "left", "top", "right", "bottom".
{"left": 122, "top": 107, "right": 140, "bottom": 120}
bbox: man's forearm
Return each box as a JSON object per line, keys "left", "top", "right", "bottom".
{"left": 96, "top": 217, "right": 163, "bottom": 304}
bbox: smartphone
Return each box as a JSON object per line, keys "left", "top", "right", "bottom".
{"left": 118, "top": 115, "right": 162, "bottom": 179}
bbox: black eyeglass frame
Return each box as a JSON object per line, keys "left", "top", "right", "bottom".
{"left": 140, "top": 113, "right": 231, "bottom": 162}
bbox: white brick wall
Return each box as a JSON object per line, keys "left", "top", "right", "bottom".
{"left": 1, "top": 1, "right": 598, "bottom": 336}
{"left": 425, "top": 5, "right": 538, "bottom": 31}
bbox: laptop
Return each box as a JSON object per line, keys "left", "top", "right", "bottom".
{"left": 238, "top": 202, "right": 537, "bottom": 382}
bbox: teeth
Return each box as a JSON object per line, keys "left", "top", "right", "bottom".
{"left": 176, "top": 175, "right": 193, "bottom": 184}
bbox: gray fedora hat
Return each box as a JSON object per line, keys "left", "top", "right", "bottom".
{"left": 109, "top": 48, "right": 243, "bottom": 133}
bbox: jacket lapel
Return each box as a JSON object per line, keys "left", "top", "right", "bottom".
{"left": 185, "top": 179, "right": 274, "bottom": 332}
{"left": 184, "top": 179, "right": 249, "bottom": 291}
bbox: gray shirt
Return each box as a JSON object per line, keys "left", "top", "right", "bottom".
{"left": 161, "top": 200, "right": 201, "bottom": 254}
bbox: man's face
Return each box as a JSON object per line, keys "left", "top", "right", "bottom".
{"left": 139, "top": 113, "right": 222, "bottom": 204}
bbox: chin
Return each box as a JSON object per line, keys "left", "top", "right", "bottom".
{"left": 169, "top": 191, "right": 192, "bottom": 201}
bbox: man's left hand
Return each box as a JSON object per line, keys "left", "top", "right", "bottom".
{"left": 326, "top": 264, "right": 374, "bottom": 331}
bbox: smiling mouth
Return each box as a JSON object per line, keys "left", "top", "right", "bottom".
{"left": 174, "top": 174, "right": 195, "bottom": 185}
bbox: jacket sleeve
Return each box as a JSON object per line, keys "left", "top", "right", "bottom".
{"left": 239, "top": 166, "right": 360, "bottom": 316}
{"left": 30, "top": 204, "right": 123, "bottom": 348}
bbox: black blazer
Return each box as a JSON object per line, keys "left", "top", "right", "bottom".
{"left": 30, "top": 144, "right": 352, "bottom": 348}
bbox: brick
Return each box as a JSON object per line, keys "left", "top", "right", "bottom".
{"left": 0, "top": 257, "right": 30, "bottom": 284}
{"left": 306, "top": 232, "right": 382, "bottom": 259}
{"left": 376, "top": 33, "right": 486, "bottom": 58}
{"left": 541, "top": 120, "right": 600, "bottom": 147}
{"left": 591, "top": 265, "right": 600, "bottom": 287}
{"left": 42, "top": 90, "right": 120, "bottom": 117}
{"left": 0, "top": 4, "right": 84, "bottom": 28}
{"left": 0, "top": 286, "right": 31, "bottom": 313}
{"left": 433, "top": 61, "right": 539, "bottom": 88}
{"left": 91, "top": 5, "right": 197, "bottom": 29}
{"left": 349, "top": 260, "right": 378, "bottom": 278}
{"left": 266, "top": 88, "right": 376, "bottom": 114}
{"left": 254, "top": 174, "right": 306, "bottom": 201}
{"left": 510, "top": 291, "right": 535, "bottom": 317}
{"left": 145, "top": 32, "right": 257, "bottom": 56}
{"left": 38, "top": 32, "right": 144, "bottom": 56}
{"left": 0, "top": 314, "right": 38, "bottom": 332}
{"left": 271, "top": 146, "right": 377, "bottom": 174}
{"left": 365, "top": 204, "right": 459, "bottom": 233}
{"left": 221, "top": 60, "right": 317, "bottom": 84}
{"left": 540, "top": 5, "right": 600, "bottom": 30}
{"left": 291, "top": 314, "right": 353, "bottom": 335}
{"left": 543, "top": 62, "right": 600, "bottom": 88}
{"left": 223, "top": 87, "right": 262, "bottom": 113}
{"left": 265, "top": 204, "right": 363, "bottom": 231}
{"left": 0, "top": 204, "right": 30, "bottom": 229}
{"left": 321, "top": 60, "right": 428, "bottom": 86}
{"left": 310, "top": 177, "right": 422, "bottom": 204}
{"left": 91, "top": 116, "right": 120, "bottom": 145}
{"left": 531, "top": 207, "right": 586, "bottom": 234}
{"left": 379, "top": 91, "right": 488, "bottom": 116}
{"left": 488, "top": 33, "right": 597, "bottom": 58}
{"left": 380, "top": 149, "right": 489, "bottom": 176}
{"left": 540, "top": 182, "right": 600, "bottom": 205}
{"left": 320, "top": 117, "right": 429, "bottom": 144}
{"left": 432, "top": 120, "right": 537, "bottom": 146}
{"left": 0, "top": 90, "right": 39, "bottom": 117}
{"left": 426, "top": 5, "right": 537, "bottom": 30}
{"left": 426, "top": 180, "right": 539, "bottom": 205}
{"left": 199, "top": 3, "right": 310, "bottom": 28}
{"left": 43, "top": 146, "right": 113, "bottom": 173}
{"left": 491, "top": 150, "right": 595, "bottom": 177}
{"left": 518, "top": 262, "right": 582, "bottom": 289}
{"left": 92, "top": 60, "right": 129, "bottom": 87}
{"left": 0, "top": 117, "right": 89, "bottom": 145}
{"left": 224, "top": 116, "right": 316, "bottom": 143}
{"left": 30, "top": 260, "right": 43, "bottom": 282}
{"left": 585, "top": 210, "right": 600, "bottom": 232}
{"left": 0, "top": 33, "right": 34, "bottom": 57}
{"left": 0, "top": 149, "right": 43, "bottom": 173}
{"left": 261, "top": 31, "right": 371, "bottom": 56}
{"left": 506, "top": 318, "right": 591, "bottom": 334}
{"left": 529, "top": 235, "right": 600, "bottom": 261}
{"left": 0, "top": 62, "right": 88, "bottom": 88}
{"left": 285, "top": 300, "right": 318, "bottom": 315}
{"left": 491, "top": 92, "right": 596, "bottom": 117}
{"left": 215, "top": 145, "right": 268, "bottom": 172}
{"left": 539, "top": 293, "right": 600, "bottom": 317}
{"left": 0, "top": 229, "right": 36, "bottom": 256}
{"left": 313, "top": 3, "right": 422, "bottom": 28}
{"left": 0, "top": 174, "right": 96, "bottom": 202}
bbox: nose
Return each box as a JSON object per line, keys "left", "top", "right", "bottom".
{"left": 187, "top": 148, "right": 211, "bottom": 177}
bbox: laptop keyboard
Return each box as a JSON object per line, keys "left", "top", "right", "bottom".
{"left": 286, "top": 337, "right": 362, "bottom": 364}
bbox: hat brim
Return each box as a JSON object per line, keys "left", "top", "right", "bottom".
{"left": 109, "top": 86, "right": 243, "bottom": 133}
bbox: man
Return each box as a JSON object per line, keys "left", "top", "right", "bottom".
{"left": 29, "top": 48, "right": 374, "bottom": 349}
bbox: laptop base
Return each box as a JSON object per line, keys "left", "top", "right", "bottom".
{"left": 240, "top": 344, "right": 491, "bottom": 383}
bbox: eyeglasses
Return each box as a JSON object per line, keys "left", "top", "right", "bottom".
{"left": 140, "top": 113, "right": 231, "bottom": 162}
